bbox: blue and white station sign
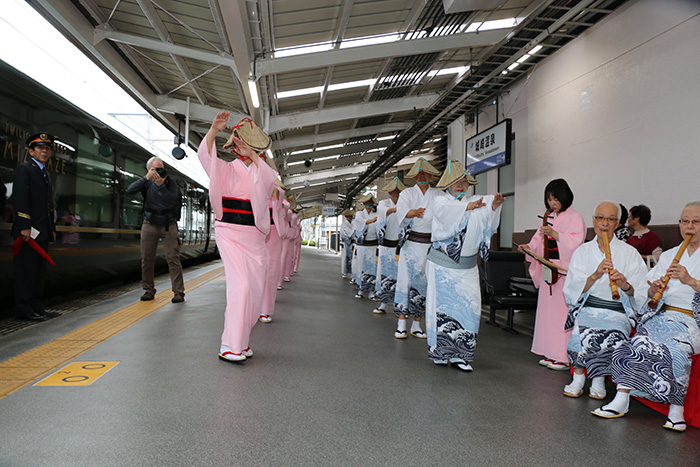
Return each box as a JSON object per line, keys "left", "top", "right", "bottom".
{"left": 466, "top": 118, "right": 512, "bottom": 175}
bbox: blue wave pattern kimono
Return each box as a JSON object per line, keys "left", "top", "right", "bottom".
{"left": 353, "top": 207, "right": 378, "bottom": 293}
{"left": 425, "top": 194, "right": 501, "bottom": 363}
{"left": 610, "top": 244, "right": 700, "bottom": 405}
{"left": 375, "top": 198, "right": 399, "bottom": 304}
{"left": 394, "top": 185, "right": 442, "bottom": 317}
{"left": 340, "top": 218, "right": 354, "bottom": 276}
{"left": 563, "top": 236, "right": 648, "bottom": 377}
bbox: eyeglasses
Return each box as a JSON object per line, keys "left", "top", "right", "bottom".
{"left": 679, "top": 219, "right": 700, "bottom": 226}
{"left": 593, "top": 216, "right": 618, "bottom": 223}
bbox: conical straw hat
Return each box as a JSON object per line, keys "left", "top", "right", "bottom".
{"left": 274, "top": 179, "right": 286, "bottom": 189}
{"left": 405, "top": 157, "right": 440, "bottom": 178}
{"left": 223, "top": 117, "right": 272, "bottom": 153}
{"left": 435, "top": 159, "right": 479, "bottom": 190}
{"left": 341, "top": 209, "right": 355, "bottom": 217}
{"left": 380, "top": 177, "right": 406, "bottom": 192}
{"left": 358, "top": 193, "right": 376, "bottom": 205}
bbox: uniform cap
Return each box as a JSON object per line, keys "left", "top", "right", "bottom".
{"left": 26, "top": 133, "right": 54, "bottom": 148}
{"left": 435, "top": 159, "right": 479, "bottom": 190}
{"left": 405, "top": 157, "right": 440, "bottom": 178}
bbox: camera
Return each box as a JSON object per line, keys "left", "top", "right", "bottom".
{"left": 155, "top": 167, "right": 167, "bottom": 178}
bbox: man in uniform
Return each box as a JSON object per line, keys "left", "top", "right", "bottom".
{"left": 12, "top": 133, "right": 58, "bottom": 321}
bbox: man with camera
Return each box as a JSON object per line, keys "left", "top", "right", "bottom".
{"left": 127, "top": 156, "right": 185, "bottom": 303}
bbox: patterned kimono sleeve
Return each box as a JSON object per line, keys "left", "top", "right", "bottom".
{"left": 563, "top": 246, "right": 592, "bottom": 330}
{"left": 431, "top": 195, "right": 471, "bottom": 262}
{"left": 353, "top": 211, "right": 368, "bottom": 244}
{"left": 376, "top": 201, "right": 389, "bottom": 243}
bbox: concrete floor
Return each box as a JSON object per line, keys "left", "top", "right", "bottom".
{"left": 1, "top": 247, "right": 699, "bottom": 467}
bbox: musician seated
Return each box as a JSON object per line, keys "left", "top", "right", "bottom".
{"left": 562, "top": 202, "right": 647, "bottom": 401}
{"left": 626, "top": 204, "right": 662, "bottom": 264}
{"left": 594, "top": 201, "right": 700, "bottom": 432}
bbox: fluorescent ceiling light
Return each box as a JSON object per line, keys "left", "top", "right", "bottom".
{"left": 327, "top": 78, "right": 376, "bottom": 92}
{"left": 340, "top": 34, "right": 399, "bottom": 49}
{"left": 289, "top": 148, "right": 313, "bottom": 156}
{"left": 426, "top": 66, "right": 470, "bottom": 78}
{"left": 377, "top": 135, "right": 395, "bottom": 141}
{"left": 516, "top": 54, "right": 531, "bottom": 64}
{"left": 529, "top": 45, "right": 543, "bottom": 55}
{"left": 248, "top": 80, "right": 260, "bottom": 108}
{"left": 507, "top": 62, "right": 519, "bottom": 71}
{"left": 276, "top": 86, "right": 323, "bottom": 99}
{"left": 464, "top": 17, "right": 523, "bottom": 33}
{"left": 274, "top": 42, "right": 333, "bottom": 58}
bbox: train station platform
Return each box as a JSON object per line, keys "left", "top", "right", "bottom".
{"left": 1, "top": 247, "right": 699, "bottom": 466}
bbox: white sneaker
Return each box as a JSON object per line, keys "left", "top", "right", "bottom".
{"left": 242, "top": 347, "right": 253, "bottom": 358}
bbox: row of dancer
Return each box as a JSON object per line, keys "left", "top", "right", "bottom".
{"left": 342, "top": 158, "right": 505, "bottom": 372}
{"left": 198, "top": 111, "right": 301, "bottom": 363}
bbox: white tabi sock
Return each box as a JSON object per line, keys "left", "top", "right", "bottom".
{"left": 668, "top": 404, "right": 685, "bottom": 422}
{"left": 378, "top": 302, "right": 388, "bottom": 311}
{"left": 591, "top": 376, "right": 606, "bottom": 392}
{"left": 397, "top": 319, "right": 407, "bottom": 332}
{"left": 603, "top": 390, "right": 630, "bottom": 414}
{"left": 569, "top": 372, "right": 586, "bottom": 391}
{"left": 410, "top": 320, "right": 422, "bottom": 333}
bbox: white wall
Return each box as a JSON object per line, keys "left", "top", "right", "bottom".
{"left": 481, "top": 0, "right": 700, "bottom": 232}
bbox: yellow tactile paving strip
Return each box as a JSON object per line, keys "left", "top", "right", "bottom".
{"left": 0, "top": 266, "right": 224, "bottom": 400}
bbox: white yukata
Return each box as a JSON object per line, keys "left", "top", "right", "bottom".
{"left": 197, "top": 140, "right": 277, "bottom": 355}
{"left": 353, "top": 208, "right": 378, "bottom": 294}
{"left": 610, "top": 244, "right": 700, "bottom": 406}
{"left": 563, "top": 236, "right": 648, "bottom": 377}
{"left": 425, "top": 194, "right": 501, "bottom": 363}
{"left": 394, "top": 185, "right": 443, "bottom": 317}
{"left": 375, "top": 198, "right": 399, "bottom": 304}
{"left": 340, "top": 218, "right": 354, "bottom": 277}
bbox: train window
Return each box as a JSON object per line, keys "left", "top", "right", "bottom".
{"left": 70, "top": 134, "right": 115, "bottom": 228}
{"left": 120, "top": 155, "right": 145, "bottom": 230}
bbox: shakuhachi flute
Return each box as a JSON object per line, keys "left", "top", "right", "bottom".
{"left": 601, "top": 230, "right": 620, "bottom": 300}
{"left": 648, "top": 234, "right": 693, "bottom": 309}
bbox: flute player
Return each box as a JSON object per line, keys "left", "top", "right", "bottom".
{"left": 561, "top": 202, "right": 647, "bottom": 401}
{"left": 595, "top": 201, "right": 700, "bottom": 432}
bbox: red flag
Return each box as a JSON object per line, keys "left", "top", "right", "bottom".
{"left": 12, "top": 236, "right": 56, "bottom": 267}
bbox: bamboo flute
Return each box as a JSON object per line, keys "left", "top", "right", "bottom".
{"left": 601, "top": 230, "right": 620, "bottom": 300}
{"left": 648, "top": 234, "right": 693, "bottom": 309}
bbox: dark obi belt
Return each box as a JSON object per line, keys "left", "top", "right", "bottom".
{"left": 221, "top": 197, "right": 255, "bottom": 226}
{"left": 269, "top": 208, "right": 274, "bottom": 225}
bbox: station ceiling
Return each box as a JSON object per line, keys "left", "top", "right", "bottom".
{"left": 28, "top": 0, "right": 627, "bottom": 209}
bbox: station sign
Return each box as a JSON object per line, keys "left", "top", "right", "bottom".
{"left": 322, "top": 205, "right": 336, "bottom": 216}
{"left": 466, "top": 118, "right": 512, "bottom": 175}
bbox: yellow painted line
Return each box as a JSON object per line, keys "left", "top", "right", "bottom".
{"left": 0, "top": 266, "right": 224, "bottom": 399}
{"left": 35, "top": 362, "right": 119, "bottom": 386}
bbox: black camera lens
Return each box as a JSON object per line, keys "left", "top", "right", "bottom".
{"left": 155, "top": 167, "right": 167, "bottom": 178}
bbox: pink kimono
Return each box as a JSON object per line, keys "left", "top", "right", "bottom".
{"left": 198, "top": 140, "right": 277, "bottom": 355}
{"left": 526, "top": 207, "right": 587, "bottom": 362}
{"left": 283, "top": 213, "right": 299, "bottom": 279}
{"left": 279, "top": 203, "right": 292, "bottom": 285}
{"left": 292, "top": 215, "right": 302, "bottom": 273}
{"left": 261, "top": 187, "right": 288, "bottom": 318}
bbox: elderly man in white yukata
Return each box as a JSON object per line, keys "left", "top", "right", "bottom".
{"left": 393, "top": 158, "right": 442, "bottom": 340}
{"left": 562, "top": 201, "right": 647, "bottom": 399}
{"left": 594, "top": 201, "right": 700, "bottom": 432}
{"left": 425, "top": 160, "right": 504, "bottom": 371}
{"left": 373, "top": 177, "right": 405, "bottom": 314}
{"left": 353, "top": 194, "right": 379, "bottom": 300}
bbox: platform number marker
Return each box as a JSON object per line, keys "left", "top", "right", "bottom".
{"left": 35, "top": 362, "right": 119, "bottom": 386}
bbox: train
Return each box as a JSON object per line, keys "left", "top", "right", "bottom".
{"left": 0, "top": 59, "right": 217, "bottom": 318}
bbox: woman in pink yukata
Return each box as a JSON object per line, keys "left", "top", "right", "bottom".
{"left": 259, "top": 182, "right": 288, "bottom": 324}
{"left": 519, "top": 179, "right": 586, "bottom": 370}
{"left": 198, "top": 111, "right": 278, "bottom": 363}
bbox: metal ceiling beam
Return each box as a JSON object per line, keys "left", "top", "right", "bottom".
{"left": 285, "top": 140, "right": 389, "bottom": 164}
{"left": 285, "top": 152, "right": 377, "bottom": 176}
{"left": 135, "top": 0, "right": 207, "bottom": 106}
{"left": 155, "top": 96, "right": 247, "bottom": 125}
{"left": 268, "top": 93, "right": 439, "bottom": 133}
{"left": 285, "top": 165, "right": 369, "bottom": 187}
{"left": 272, "top": 123, "right": 408, "bottom": 150}
{"left": 253, "top": 28, "right": 510, "bottom": 77}
{"left": 93, "top": 27, "right": 241, "bottom": 80}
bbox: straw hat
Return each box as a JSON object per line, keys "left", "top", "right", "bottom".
{"left": 223, "top": 117, "right": 272, "bottom": 153}
{"left": 380, "top": 177, "right": 406, "bottom": 192}
{"left": 435, "top": 159, "right": 479, "bottom": 190}
{"left": 357, "top": 193, "right": 376, "bottom": 205}
{"left": 341, "top": 209, "right": 355, "bottom": 217}
{"left": 405, "top": 157, "right": 440, "bottom": 179}
{"left": 274, "top": 179, "right": 286, "bottom": 189}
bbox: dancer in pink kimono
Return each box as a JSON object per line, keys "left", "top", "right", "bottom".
{"left": 519, "top": 179, "right": 586, "bottom": 370}
{"left": 198, "top": 111, "right": 278, "bottom": 363}
{"left": 286, "top": 210, "right": 300, "bottom": 279}
{"left": 260, "top": 182, "right": 288, "bottom": 324}
{"left": 278, "top": 199, "right": 292, "bottom": 288}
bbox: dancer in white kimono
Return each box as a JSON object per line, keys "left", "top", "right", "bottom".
{"left": 594, "top": 202, "right": 700, "bottom": 432}
{"left": 340, "top": 210, "right": 355, "bottom": 279}
{"left": 394, "top": 158, "right": 442, "bottom": 339}
{"left": 373, "top": 178, "right": 404, "bottom": 314}
{"left": 353, "top": 194, "right": 378, "bottom": 299}
{"left": 198, "top": 111, "right": 277, "bottom": 363}
{"left": 425, "top": 160, "right": 504, "bottom": 371}
{"left": 562, "top": 202, "right": 647, "bottom": 398}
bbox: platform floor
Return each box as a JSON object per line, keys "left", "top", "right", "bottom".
{"left": 1, "top": 247, "right": 699, "bottom": 466}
